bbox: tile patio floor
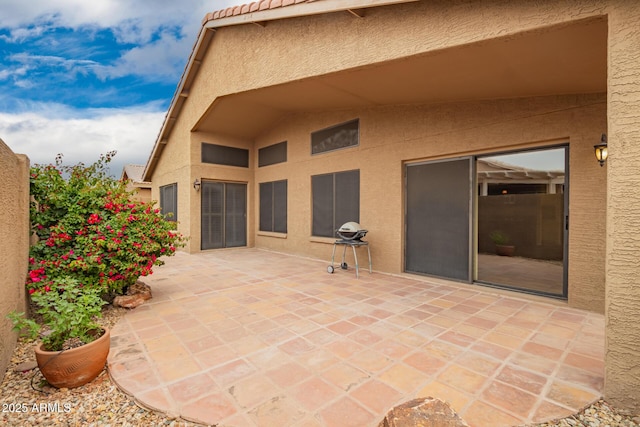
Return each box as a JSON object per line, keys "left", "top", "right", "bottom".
{"left": 107, "top": 249, "right": 604, "bottom": 427}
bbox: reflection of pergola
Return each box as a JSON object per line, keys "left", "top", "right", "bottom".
{"left": 477, "top": 159, "right": 564, "bottom": 195}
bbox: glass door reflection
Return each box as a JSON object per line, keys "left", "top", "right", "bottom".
{"left": 476, "top": 147, "right": 567, "bottom": 297}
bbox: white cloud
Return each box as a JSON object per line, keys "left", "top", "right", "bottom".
{"left": 0, "top": 103, "right": 165, "bottom": 177}
{"left": 0, "top": 0, "right": 246, "bottom": 41}
{"left": 0, "top": 0, "right": 246, "bottom": 83}
{"left": 93, "top": 30, "right": 193, "bottom": 81}
{"left": 0, "top": 0, "right": 247, "bottom": 176}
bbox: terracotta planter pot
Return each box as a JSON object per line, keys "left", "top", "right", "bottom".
{"left": 34, "top": 328, "right": 110, "bottom": 389}
{"left": 495, "top": 244, "right": 515, "bottom": 257}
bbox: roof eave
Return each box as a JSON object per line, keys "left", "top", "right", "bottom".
{"left": 203, "top": 0, "right": 418, "bottom": 29}
{"left": 142, "top": 25, "right": 215, "bottom": 182}
{"left": 142, "top": 0, "right": 418, "bottom": 182}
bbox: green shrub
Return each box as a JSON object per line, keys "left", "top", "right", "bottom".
{"left": 9, "top": 276, "right": 106, "bottom": 351}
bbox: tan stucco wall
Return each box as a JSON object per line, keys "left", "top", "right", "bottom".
{"left": 150, "top": 131, "right": 192, "bottom": 246}
{"left": 125, "top": 183, "right": 152, "bottom": 204}
{"left": 252, "top": 94, "right": 606, "bottom": 312}
{"left": 0, "top": 139, "right": 30, "bottom": 383}
{"left": 605, "top": 1, "right": 640, "bottom": 412}
{"left": 196, "top": 0, "right": 607, "bottom": 105}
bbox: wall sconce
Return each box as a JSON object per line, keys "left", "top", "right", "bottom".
{"left": 594, "top": 133, "right": 608, "bottom": 167}
{"left": 193, "top": 178, "right": 201, "bottom": 191}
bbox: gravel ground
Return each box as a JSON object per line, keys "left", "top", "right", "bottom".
{"left": 2, "top": 305, "right": 639, "bottom": 427}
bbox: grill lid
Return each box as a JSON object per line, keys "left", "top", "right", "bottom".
{"left": 337, "top": 221, "right": 368, "bottom": 240}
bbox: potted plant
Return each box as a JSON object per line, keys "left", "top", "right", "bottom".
{"left": 489, "top": 230, "right": 515, "bottom": 256}
{"left": 8, "top": 276, "right": 109, "bottom": 388}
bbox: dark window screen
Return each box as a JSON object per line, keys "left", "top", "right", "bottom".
{"left": 159, "top": 183, "right": 177, "bottom": 222}
{"left": 259, "top": 141, "right": 287, "bottom": 167}
{"left": 259, "top": 180, "right": 287, "bottom": 233}
{"left": 312, "top": 170, "right": 359, "bottom": 237}
{"left": 311, "top": 119, "right": 359, "bottom": 155}
{"left": 201, "top": 181, "right": 247, "bottom": 249}
{"left": 202, "top": 143, "right": 249, "bottom": 167}
{"left": 259, "top": 182, "right": 273, "bottom": 232}
{"left": 273, "top": 180, "right": 287, "bottom": 233}
{"left": 406, "top": 159, "right": 471, "bottom": 281}
{"left": 224, "top": 183, "right": 247, "bottom": 247}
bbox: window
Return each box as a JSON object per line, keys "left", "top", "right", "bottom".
{"left": 311, "top": 119, "right": 359, "bottom": 155}
{"left": 312, "top": 170, "right": 359, "bottom": 237}
{"left": 202, "top": 143, "right": 249, "bottom": 167}
{"left": 259, "top": 180, "right": 287, "bottom": 233}
{"left": 259, "top": 141, "right": 287, "bottom": 167}
{"left": 160, "top": 183, "right": 177, "bottom": 222}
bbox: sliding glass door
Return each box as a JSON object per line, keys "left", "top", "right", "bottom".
{"left": 476, "top": 147, "right": 567, "bottom": 297}
{"left": 404, "top": 146, "right": 568, "bottom": 298}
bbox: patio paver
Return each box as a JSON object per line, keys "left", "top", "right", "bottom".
{"left": 107, "top": 249, "right": 605, "bottom": 427}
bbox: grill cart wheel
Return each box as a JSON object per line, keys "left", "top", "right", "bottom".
{"left": 327, "top": 265, "right": 334, "bottom": 274}
{"left": 341, "top": 262, "right": 348, "bottom": 270}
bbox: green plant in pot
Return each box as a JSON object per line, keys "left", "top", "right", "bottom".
{"left": 489, "top": 230, "right": 515, "bottom": 256}
{"left": 8, "top": 276, "right": 110, "bottom": 388}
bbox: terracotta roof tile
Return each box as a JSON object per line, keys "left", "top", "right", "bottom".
{"left": 204, "top": 0, "right": 317, "bottom": 24}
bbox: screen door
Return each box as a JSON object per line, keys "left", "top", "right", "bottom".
{"left": 201, "top": 181, "right": 247, "bottom": 249}
{"left": 405, "top": 158, "right": 473, "bottom": 281}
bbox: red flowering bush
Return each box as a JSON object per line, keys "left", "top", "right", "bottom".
{"left": 27, "top": 152, "right": 186, "bottom": 296}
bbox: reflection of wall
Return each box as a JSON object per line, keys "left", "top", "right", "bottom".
{"left": 478, "top": 193, "right": 564, "bottom": 260}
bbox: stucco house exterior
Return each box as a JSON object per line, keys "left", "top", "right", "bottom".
{"left": 121, "top": 164, "right": 152, "bottom": 203}
{"left": 141, "top": 0, "right": 640, "bottom": 411}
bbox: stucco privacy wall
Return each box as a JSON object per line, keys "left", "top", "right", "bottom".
{"left": 605, "top": 1, "right": 640, "bottom": 412}
{"left": 0, "top": 139, "right": 30, "bottom": 384}
{"left": 252, "top": 94, "right": 607, "bottom": 310}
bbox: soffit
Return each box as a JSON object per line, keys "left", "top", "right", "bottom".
{"left": 194, "top": 17, "right": 607, "bottom": 139}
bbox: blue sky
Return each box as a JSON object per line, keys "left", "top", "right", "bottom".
{"left": 0, "top": 0, "right": 243, "bottom": 176}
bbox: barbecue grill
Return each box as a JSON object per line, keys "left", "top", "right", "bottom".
{"left": 336, "top": 221, "right": 368, "bottom": 241}
{"left": 328, "top": 222, "right": 372, "bottom": 278}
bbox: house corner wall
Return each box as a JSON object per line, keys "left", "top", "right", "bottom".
{"left": 0, "top": 140, "right": 30, "bottom": 384}
{"left": 605, "top": 1, "right": 640, "bottom": 413}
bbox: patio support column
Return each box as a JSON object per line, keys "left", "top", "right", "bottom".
{"left": 604, "top": 1, "right": 640, "bottom": 413}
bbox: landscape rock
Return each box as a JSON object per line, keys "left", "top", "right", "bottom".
{"left": 113, "top": 281, "right": 152, "bottom": 309}
{"left": 113, "top": 294, "right": 147, "bottom": 309}
{"left": 127, "top": 281, "right": 152, "bottom": 300}
{"left": 378, "top": 397, "right": 469, "bottom": 427}
{"left": 13, "top": 361, "right": 37, "bottom": 372}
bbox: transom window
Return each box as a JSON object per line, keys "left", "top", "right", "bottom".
{"left": 311, "top": 119, "right": 359, "bottom": 155}
{"left": 259, "top": 141, "right": 287, "bottom": 167}
{"left": 202, "top": 143, "right": 249, "bottom": 167}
